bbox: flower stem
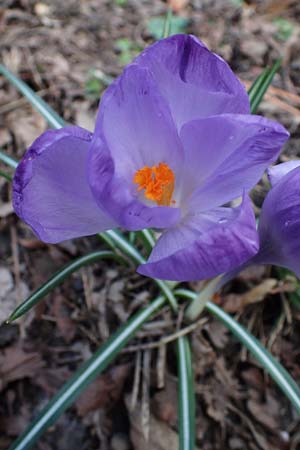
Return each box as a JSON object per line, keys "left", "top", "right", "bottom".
{"left": 185, "top": 275, "right": 222, "bottom": 321}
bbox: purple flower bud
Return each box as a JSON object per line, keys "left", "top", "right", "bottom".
{"left": 253, "top": 161, "right": 300, "bottom": 276}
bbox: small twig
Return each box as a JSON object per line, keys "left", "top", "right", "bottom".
{"left": 81, "top": 268, "right": 93, "bottom": 310}
{"left": 123, "top": 317, "right": 207, "bottom": 353}
{"left": 243, "top": 78, "right": 300, "bottom": 117}
{"left": 77, "top": 324, "right": 101, "bottom": 346}
{"left": 0, "top": 89, "right": 48, "bottom": 115}
{"left": 142, "top": 349, "right": 151, "bottom": 442}
{"left": 264, "top": 94, "right": 300, "bottom": 119}
{"left": 267, "top": 310, "right": 286, "bottom": 351}
{"left": 130, "top": 350, "right": 142, "bottom": 411}
{"left": 156, "top": 344, "right": 166, "bottom": 389}
{"left": 281, "top": 292, "right": 292, "bottom": 325}
{"left": 240, "top": 309, "right": 258, "bottom": 361}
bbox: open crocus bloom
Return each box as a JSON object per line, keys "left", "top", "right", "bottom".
{"left": 13, "top": 34, "right": 289, "bottom": 281}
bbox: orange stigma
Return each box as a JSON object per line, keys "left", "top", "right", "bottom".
{"left": 133, "top": 162, "right": 175, "bottom": 206}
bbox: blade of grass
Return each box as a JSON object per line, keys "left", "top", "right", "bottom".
{"left": 102, "top": 229, "right": 178, "bottom": 312}
{"left": 136, "top": 228, "right": 156, "bottom": 256}
{"left": 7, "top": 250, "right": 126, "bottom": 322}
{"left": 129, "top": 231, "right": 136, "bottom": 245}
{"left": 163, "top": 8, "right": 173, "bottom": 38}
{"left": 177, "top": 336, "right": 195, "bottom": 450}
{"left": 177, "top": 288, "right": 300, "bottom": 413}
{"left": 248, "top": 59, "right": 281, "bottom": 113}
{"left": 248, "top": 67, "right": 271, "bottom": 99}
{"left": 102, "top": 229, "right": 143, "bottom": 264}
{"left": 8, "top": 294, "right": 166, "bottom": 450}
{"left": 0, "top": 64, "right": 65, "bottom": 129}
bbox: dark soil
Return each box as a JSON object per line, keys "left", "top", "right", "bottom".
{"left": 1, "top": 1, "right": 300, "bottom": 449}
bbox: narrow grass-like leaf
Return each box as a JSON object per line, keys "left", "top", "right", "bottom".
{"left": 136, "top": 229, "right": 156, "bottom": 256}
{"left": 248, "top": 67, "right": 271, "bottom": 101}
{"left": 0, "top": 169, "right": 13, "bottom": 182}
{"left": 8, "top": 251, "right": 126, "bottom": 322}
{"left": 177, "top": 336, "right": 195, "bottom": 450}
{"left": 98, "top": 231, "right": 118, "bottom": 250}
{"left": 8, "top": 295, "right": 166, "bottom": 450}
{"left": 248, "top": 59, "right": 281, "bottom": 113}
{"left": 163, "top": 8, "right": 173, "bottom": 38}
{"left": 129, "top": 231, "right": 137, "bottom": 245}
{"left": 102, "top": 229, "right": 178, "bottom": 312}
{"left": 0, "top": 64, "right": 65, "bottom": 129}
{"left": 0, "top": 149, "right": 18, "bottom": 169}
{"left": 104, "top": 229, "right": 143, "bottom": 264}
{"left": 177, "top": 288, "right": 300, "bottom": 413}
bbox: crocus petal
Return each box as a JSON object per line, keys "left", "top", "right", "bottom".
{"left": 180, "top": 114, "right": 289, "bottom": 211}
{"left": 138, "top": 194, "right": 258, "bottom": 281}
{"left": 89, "top": 64, "right": 182, "bottom": 231}
{"left": 135, "top": 34, "right": 250, "bottom": 129}
{"left": 254, "top": 166, "right": 300, "bottom": 275}
{"left": 13, "top": 126, "right": 116, "bottom": 243}
{"left": 268, "top": 160, "right": 300, "bottom": 187}
{"left": 95, "top": 64, "right": 183, "bottom": 179}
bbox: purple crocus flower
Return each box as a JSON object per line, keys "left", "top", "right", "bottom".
{"left": 13, "top": 35, "right": 289, "bottom": 281}
{"left": 251, "top": 160, "right": 300, "bottom": 275}
{"left": 213, "top": 160, "right": 300, "bottom": 288}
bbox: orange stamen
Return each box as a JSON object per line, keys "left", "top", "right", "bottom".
{"left": 133, "top": 162, "right": 175, "bottom": 206}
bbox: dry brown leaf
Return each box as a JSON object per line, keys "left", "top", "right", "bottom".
{"left": 167, "top": 0, "right": 189, "bottom": 12}
{"left": 127, "top": 396, "right": 200, "bottom": 450}
{"left": 203, "top": 377, "right": 230, "bottom": 424}
{"left": 18, "top": 237, "right": 47, "bottom": 249}
{"left": 0, "top": 404, "right": 31, "bottom": 437}
{"left": 76, "top": 364, "right": 130, "bottom": 416}
{"left": 152, "top": 376, "right": 178, "bottom": 426}
{"left": 0, "top": 267, "right": 29, "bottom": 324}
{"left": 51, "top": 295, "right": 76, "bottom": 343}
{"left": 0, "top": 127, "right": 12, "bottom": 147}
{"left": 74, "top": 101, "right": 95, "bottom": 132}
{"left": 126, "top": 397, "right": 183, "bottom": 450}
{"left": 7, "top": 107, "right": 46, "bottom": 149}
{"left": 236, "top": 265, "right": 267, "bottom": 283}
{"left": 34, "top": 367, "right": 71, "bottom": 395}
{"left": 222, "top": 279, "right": 277, "bottom": 313}
{"left": 0, "top": 344, "right": 44, "bottom": 390}
{"left": 205, "top": 321, "right": 228, "bottom": 349}
{"left": 0, "top": 267, "right": 13, "bottom": 296}
{"left": 0, "top": 201, "right": 13, "bottom": 218}
{"left": 241, "top": 367, "right": 265, "bottom": 390}
{"left": 247, "top": 397, "right": 279, "bottom": 430}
